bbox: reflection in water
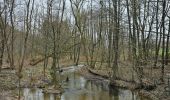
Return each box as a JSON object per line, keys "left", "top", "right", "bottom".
{"left": 23, "top": 88, "right": 44, "bottom": 100}
{"left": 21, "top": 67, "right": 150, "bottom": 100}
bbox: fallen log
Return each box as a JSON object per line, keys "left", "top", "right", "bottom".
{"left": 29, "top": 54, "right": 53, "bottom": 66}
{"left": 87, "top": 68, "right": 109, "bottom": 79}
{"left": 29, "top": 52, "right": 72, "bottom": 66}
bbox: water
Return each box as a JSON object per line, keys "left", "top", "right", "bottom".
{"left": 21, "top": 66, "right": 150, "bottom": 100}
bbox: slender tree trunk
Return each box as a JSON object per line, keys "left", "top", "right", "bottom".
{"left": 165, "top": 18, "right": 170, "bottom": 65}
{"left": 161, "top": 0, "right": 166, "bottom": 82}
{"left": 126, "top": 0, "right": 132, "bottom": 61}
{"left": 112, "top": 0, "right": 119, "bottom": 79}
{"left": 0, "top": 38, "right": 4, "bottom": 71}
{"left": 154, "top": 0, "right": 160, "bottom": 67}
{"left": 10, "top": 0, "right": 15, "bottom": 69}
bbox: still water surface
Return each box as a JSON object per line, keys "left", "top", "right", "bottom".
{"left": 22, "top": 66, "right": 150, "bottom": 100}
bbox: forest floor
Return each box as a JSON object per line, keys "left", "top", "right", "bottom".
{"left": 0, "top": 57, "right": 170, "bottom": 100}
{"left": 0, "top": 57, "right": 76, "bottom": 100}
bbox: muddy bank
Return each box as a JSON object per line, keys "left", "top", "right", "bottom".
{"left": 76, "top": 66, "right": 165, "bottom": 100}
{"left": 77, "top": 66, "right": 140, "bottom": 89}
{"left": 0, "top": 67, "right": 50, "bottom": 100}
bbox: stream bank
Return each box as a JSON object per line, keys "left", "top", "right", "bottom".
{"left": 80, "top": 66, "right": 170, "bottom": 100}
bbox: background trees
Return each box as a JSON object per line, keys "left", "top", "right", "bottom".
{"left": 0, "top": 0, "right": 169, "bottom": 87}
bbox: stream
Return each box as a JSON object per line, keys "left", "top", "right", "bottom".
{"left": 20, "top": 66, "right": 150, "bottom": 100}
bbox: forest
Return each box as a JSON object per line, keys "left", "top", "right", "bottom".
{"left": 0, "top": 0, "right": 170, "bottom": 100}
